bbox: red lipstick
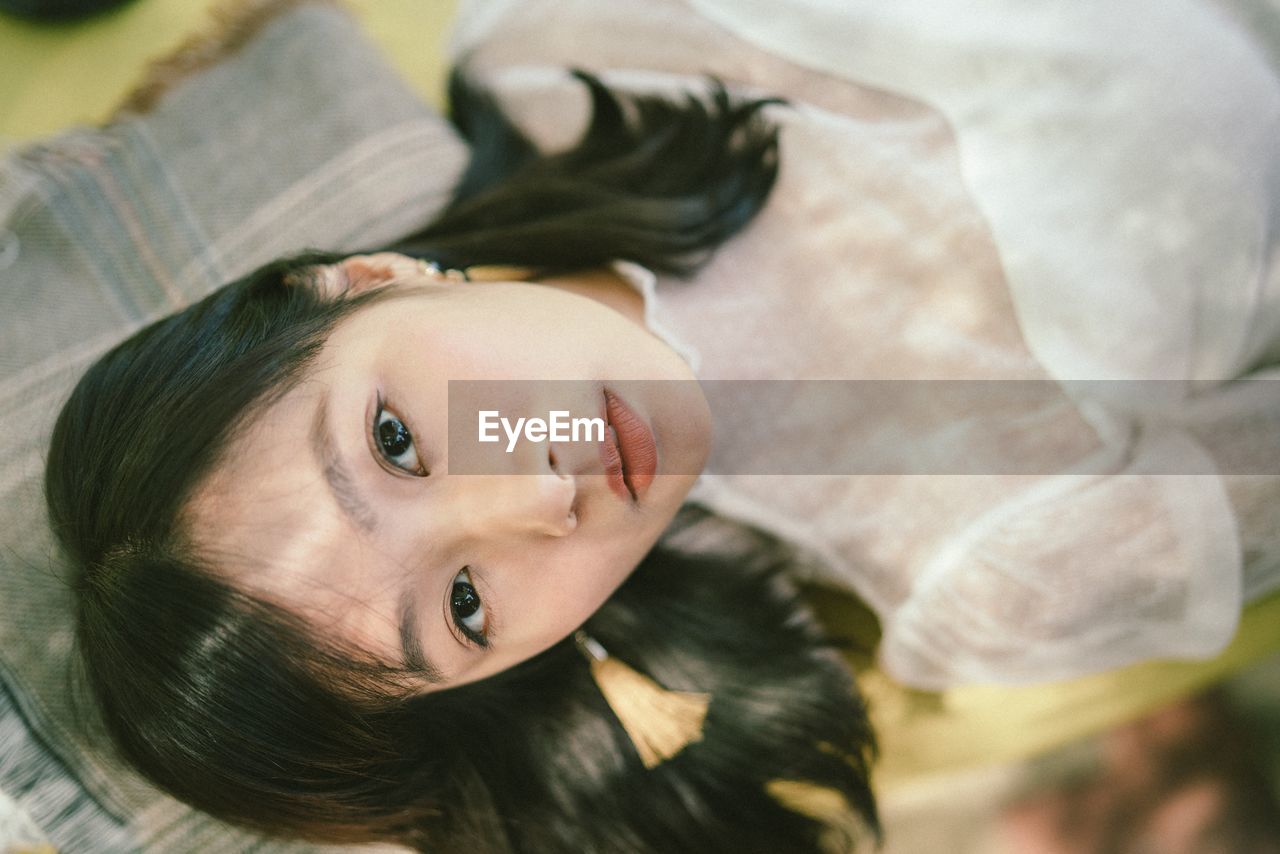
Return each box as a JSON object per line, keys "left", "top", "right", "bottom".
{"left": 600, "top": 388, "right": 658, "bottom": 503}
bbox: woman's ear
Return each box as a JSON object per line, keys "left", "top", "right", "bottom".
{"left": 337, "top": 252, "right": 432, "bottom": 294}
{"left": 312, "top": 254, "right": 533, "bottom": 299}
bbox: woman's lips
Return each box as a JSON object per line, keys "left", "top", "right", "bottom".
{"left": 600, "top": 388, "right": 657, "bottom": 503}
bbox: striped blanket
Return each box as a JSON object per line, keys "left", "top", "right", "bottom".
{"left": 0, "top": 2, "right": 465, "bottom": 850}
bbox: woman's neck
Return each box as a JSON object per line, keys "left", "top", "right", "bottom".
{"left": 534, "top": 267, "right": 647, "bottom": 329}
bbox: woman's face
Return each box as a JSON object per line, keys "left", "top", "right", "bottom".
{"left": 188, "top": 254, "right": 711, "bottom": 691}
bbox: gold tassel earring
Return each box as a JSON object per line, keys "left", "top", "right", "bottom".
{"left": 574, "top": 630, "right": 711, "bottom": 769}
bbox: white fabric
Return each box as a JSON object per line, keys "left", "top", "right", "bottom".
{"left": 686, "top": 0, "right": 1280, "bottom": 390}
{"left": 0, "top": 791, "right": 48, "bottom": 854}
{"left": 452, "top": 0, "right": 1280, "bottom": 689}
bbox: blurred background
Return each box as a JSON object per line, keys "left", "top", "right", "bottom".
{"left": 0, "top": 0, "right": 458, "bottom": 146}
{"left": 877, "top": 654, "right": 1280, "bottom": 853}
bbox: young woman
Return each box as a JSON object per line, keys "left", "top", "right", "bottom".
{"left": 44, "top": 71, "right": 881, "bottom": 852}
{"left": 43, "top": 3, "right": 1280, "bottom": 848}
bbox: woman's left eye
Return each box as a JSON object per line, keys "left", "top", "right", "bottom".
{"left": 373, "top": 401, "right": 426, "bottom": 476}
{"left": 450, "top": 567, "right": 488, "bottom": 648}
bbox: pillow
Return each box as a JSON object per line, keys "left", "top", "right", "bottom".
{"left": 0, "top": 1, "right": 465, "bottom": 849}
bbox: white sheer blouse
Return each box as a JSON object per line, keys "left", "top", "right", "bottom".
{"left": 454, "top": 0, "right": 1280, "bottom": 689}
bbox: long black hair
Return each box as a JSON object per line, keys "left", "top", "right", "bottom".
{"left": 45, "top": 69, "right": 879, "bottom": 851}
{"left": 391, "top": 69, "right": 782, "bottom": 274}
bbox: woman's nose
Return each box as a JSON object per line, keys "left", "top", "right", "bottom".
{"left": 455, "top": 446, "right": 578, "bottom": 540}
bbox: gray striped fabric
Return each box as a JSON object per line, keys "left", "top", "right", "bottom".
{"left": 0, "top": 3, "right": 466, "bottom": 850}
{"left": 0, "top": 678, "right": 134, "bottom": 853}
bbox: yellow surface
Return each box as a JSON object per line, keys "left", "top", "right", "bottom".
{"left": 0, "top": 0, "right": 459, "bottom": 141}
{"left": 806, "top": 585, "right": 1280, "bottom": 794}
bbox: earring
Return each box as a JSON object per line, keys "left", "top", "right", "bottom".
{"left": 414, "top": 258, "right": 538, "bottom": 283}
{"left": 574, "top": 630, "right": 711, "bottom": 769}
{"left": 416, "top": 259, "right": 468, "bottom": 282}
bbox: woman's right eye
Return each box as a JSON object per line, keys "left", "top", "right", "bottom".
{"left": 450, "top": 567, "right": 488, "bottom": 648}
{"left": 373, "top": 401, "right": 427, "bottom": 476}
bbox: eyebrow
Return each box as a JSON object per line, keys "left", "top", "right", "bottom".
{"left": 309, "top": 393, "right": 446, "bottom": 683}
{"left": 309, "top": 394, "right": 379, "bottom": 533}
{"left": 397, "top": 594, "right": 445, "bottom": 683}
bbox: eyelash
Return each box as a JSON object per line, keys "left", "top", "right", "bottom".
{"left": 371, "top": 392, "right": 428, "bottom": 477}
{"left": 449, "top": 567, "right": 489, "bottom": 648}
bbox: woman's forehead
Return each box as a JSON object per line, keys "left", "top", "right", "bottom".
{"left": 184, "top": 373, "right": 339, "bottom": 565}
{"left": 178, "top": 360, "right": 437, "bottom": 674}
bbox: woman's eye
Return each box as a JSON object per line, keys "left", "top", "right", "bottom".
{"left": 450, "top": 567, "right": 488, "bottom": 647}
{"left": 373, "top": 402, "right": 426, "bottom": 476}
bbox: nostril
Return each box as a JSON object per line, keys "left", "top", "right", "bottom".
{"left": 566, "top": 489, "right": 579, "bottom": 528}
{"left": 549, "top": 446, "right": 571, "bottom": 479}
